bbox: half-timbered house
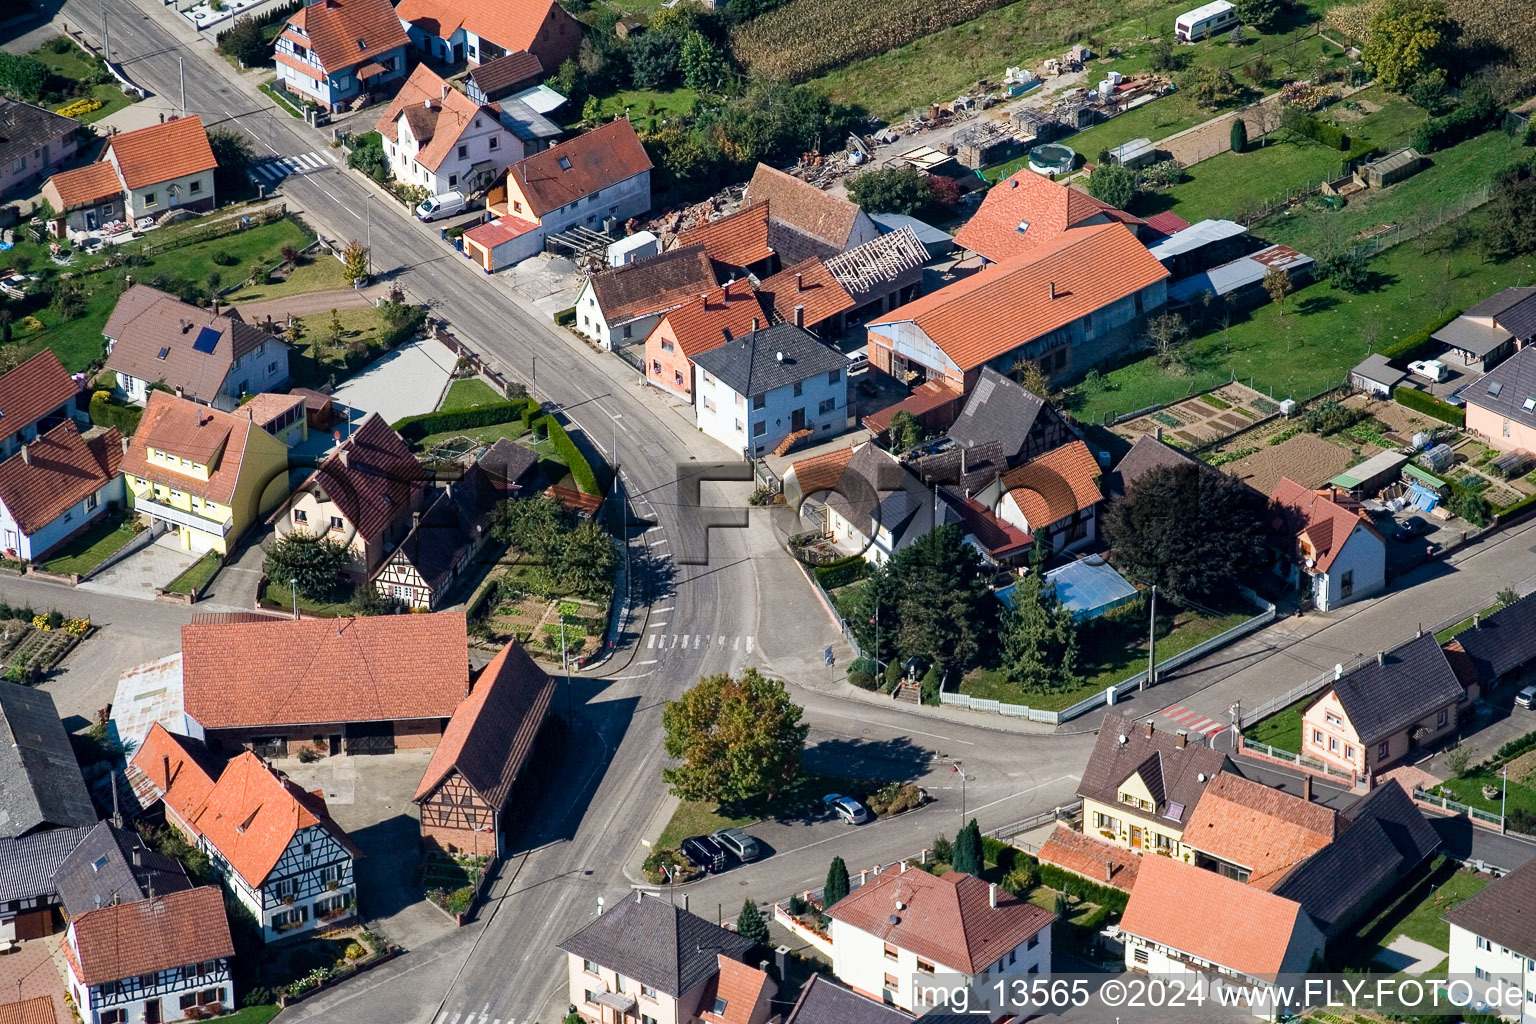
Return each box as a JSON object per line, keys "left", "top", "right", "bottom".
{"left": 375, "top": 462, "right": 499, "bottom": 610}
{"left": 414, "top": 643, "right": 556, "bottom": 857}
{"left": 63, "top": 885, "right": 235, "bottom": 1024}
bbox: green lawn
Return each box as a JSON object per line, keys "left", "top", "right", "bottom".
{"left": 1074, "top": 205, "right": 1536, "bottom": 423}
{"left": 1242, "top": 696, "right": 1310, "bottom": 751}
{"left": 260, "top": 579, "right": 358, "bottom": 618}
{"left": 439, "top": 378, "right": 505, "bottom": 412}
{"left": 1353, "top": 861, "right": 1487, "bottom": 964}
{"left": 259, "top": 80, "right": 304, "bottom": 117}
{"left": 1132, "top": 135, "right": 1355, "bottom": 223}
{"left": 655, "top": 801, "right": 757, "bottom": 853}
{"left": 30, "top": 38, "right": 139, "bottom": 123}
{"left": 40, "top": 518, "right": 139, "bottom": 576}
{"left": 288, "top": 307, "right": 391, "bottom": 390}
{"left": 1437, "top": 603, "right": 1502, "bottom": 642}
{"left": 577, "top": 87, "right": 698, "bottom": 130}
{"left": 412, "top": 421, "right": 532, "bottom": 452}
{"left": 654, "top": 772, "right": 864, "bottom": 853}
{"left": 1436, "top": 771, "right": 1536, "bottom": 817}
{"left": 212, "top": 1007, "right": 281, "bottom": 1024}
{"left": 223, "top": 253, "right": 349, "bottom": 304}
{"left": 961, "top": 603, "right": 1250, "bottom": 711}
{"left": 164, "top": 551, "right": 222, "bottom": 595}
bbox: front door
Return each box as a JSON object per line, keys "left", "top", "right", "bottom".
{"left": 144, "top": 998, "right": 161, "bottom": 1024}
{"left": 1130, "top": 826, "right": 1143, "bottom": 849}
{"left": 84, "top": 210, "right": 97, "bottom": 231}
{"left": 792, "top": 407, "right": 806, "bottom": 431}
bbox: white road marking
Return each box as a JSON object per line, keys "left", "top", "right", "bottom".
{"left": 652, "top": 606, "right": 673, "bottom": 613}
{"left": 650, "top": 621, "right": 668, "bottom": 628}
{"left": 449, "top": 1014, "right": 461, "bottom": 1024}
{"left": 694, "top": 635, "right": 703, "bottom": 649}
{"left": 746, "top": 636, "right": 754, "bottom": 652}
{"left": 681, "top": 635, "right": 689, "bottom": 649}
{"left": 647, "top": 634, "right": 656, "bottom": 649}
{"left": 649, "top": 537, "right": 668, "bottom": 546}
{"left": 718, "top": 635, "right": 725, "bottom": 647}
{"left": 638, "top": 659, "right": 658, "bottom": 665}
{"left": 733, "top": 637, "right": 740, "bottom": 650}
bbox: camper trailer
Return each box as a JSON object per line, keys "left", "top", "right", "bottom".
{"left": 1176, "top": 0, "right": 1238, "bottom": 40}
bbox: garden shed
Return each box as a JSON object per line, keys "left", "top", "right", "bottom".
{"left": 1328, "top": 450, "right": 1408, "bottom": 497}
{"left": 998, "top": 558, "right": 1139, "bottom": 621}
{"left": 1108, "top": 137, "right": 1156, "bottom": 169}
{"left": 1357, "top": 148, "right": 1424, "bottom": 190}
{"left": 1349, "top": 354, "right": 1407, "bottom": 398}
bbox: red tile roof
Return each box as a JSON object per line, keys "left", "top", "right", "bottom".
{"left": 118, "top": 392, "right": 259, "bottom": 506}
{"left": 69, "top": 886, "right": 233, "bottom": 986}
{"left": 0, "top": 421, "right": 121, "bottom": 537}
{"left": 954, "top": 169, "right": 1142, "bottom": 263}
{"left": 186, "top": 752, "right": 357, "bottom": 887}
{"left": 657, "top": 279, "right": 766, "bottom": 359}
{"left": 700, "top": 955, "right": 772, "bottom": 1024}
{"left": 1038, "top": 825, "right": 1141, "bottom": 891}
{"left": 0, "top": 349, "right": 78, "bottom": 444}
{"left": 284, "top": 0, "right": 408, "bottom": 73}
{"left": 506, "top": 118, "right": 651, "bottom": 219}
{"left": 943, "top": 492, "right": 1032, "bottom": 559}
{"left": 827, "top": 868, "right": 1055, "bottom": 974}
{"left": 396, "top": 0, "right": 565, "bottom": 53}
{"left": 464, "top": 214, "right": 538, "bottom": 249}
{"left": 414, "top": 642, "right": 556, "bottom": 808}
{"left": 1179, "top": 771, "right": 1336, "bottom": 890}
{"left": 1143, "top": 211, "right": 1192, "bottom": 237}
{"left": 757, "top": 258, "right": 854, "bottom": 329}
{"left": 129, "top": 723, "right": 219, "bottom": 824}
{"left": 289, "top": 413, "right": 428, "bottom": 543}
{"left": 181, "top": 612, "right": 470, "bottom": 730}
{"left": 238, "top": 392, "right": 305, "bottom": 428}
{"left": 376, "top": 64, "right": 495, "bottom": 173}
{"left": 43, "top": 162, "right": 122, "bottom": 210}
{"left": 1272, "top": 477, "right": 1382, "bottom": 573}
{"left": 869, "top": 223, "right": 1169, "bottom": 372}
{"left": 105, "top": 116, "right": 217, "bottom": 190}
{"left": 1000, "top": 440, "right": 1102, "bottom": 529}
{"left": 1119, "top": 854, "right": 1311, "bottom": 979}
{"left": 0, "top": 997, "right": 57, "bottom": 1024}
{"left": 677, "top": 203, "right": 774, "bottom": 269}
{"left": 785, "top": 445, "right": 856, "bottom": 504}
{"left": 744, "top": 164, "right": 864, "bottom": 250}
{"left": 861, "top": 380, "right": 961, "bottom": 433}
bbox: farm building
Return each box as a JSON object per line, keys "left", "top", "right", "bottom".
{"left": 1349, "top": 354, "right": 1407, "bottom": 397}
{"left": 1146, "top": 219, "right": 1249, "bottom": 280}
{"left": 1168, "top": 243, "right": 1314, "bottom": 309}
{"left": 1431, "top": 287, "right": 1536, "bottom": 374}
{"left": 1010, "top": 107, "right": 1062, "bottom": 145}
{"left": 1357, "top": 148, "right": 1424, "bottom": 190}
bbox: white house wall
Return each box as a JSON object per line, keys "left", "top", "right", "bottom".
{"left": 385, "top": 112, "right": 521, "bottom": 196}
{"left": 1448, "top": 923, "right": 1536, "bottom": 1023}
{"left": 694, "top": 366, "right": 849, "bottom": 458}
{"left": 1316, "top": 523, "right": 1386, "bottom": 611}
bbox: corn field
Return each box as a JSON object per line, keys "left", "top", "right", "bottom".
{"left": 728, "top": 0, "right": 1018, "bottom": 81}
{"left": 1327, "top": 0, "right": 1536, "bottom": 74}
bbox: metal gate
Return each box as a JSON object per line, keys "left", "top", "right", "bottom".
{"left": 343, "top": 722, "right": 395, "bottom": 754}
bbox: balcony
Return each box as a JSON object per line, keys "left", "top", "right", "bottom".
{"left": 132, "top": 495, "right": 231, "bottom": 537}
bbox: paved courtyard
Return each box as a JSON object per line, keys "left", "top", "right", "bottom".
{"left": 0, "top": 934, "right": 71, "bottom": 1024}
{"left": 76, "top": 533, "right": 199, "bottom": 602}
{"left": 329, "top": 338, "right": 457, "bottom": 424}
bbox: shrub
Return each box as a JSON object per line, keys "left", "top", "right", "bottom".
{"left": 980, "top": 836, "right": 1018, "bottom": 873}
{"left": 390, "top": 399, "right": 539, "bottom": 442}
{"left": 1393, "top": 385, "right": 1465, "bottom": 426}
{"left": 1002, "top": 863, "right": 1039, "bottom": 895}
{"left": 211, "top": 250, "right": 238, "bottom": 266}
{"left": 866, "top": 782, "right": 924, "bottom": 814}
{"left": 931, "top": 835, "right": 953, "bottom": 863}
{"left": 541, "top": 415, "right": 599, "bottom": 495}
{"left": 1282, "top": 107, "right": 1350, "bottom": 150}
{"left": 554, "top": 307, "right": 577, "bottom": 327}
{"left": 1415, "top": 91, "right": 1502, "bottom": 153}
{"left": 1230, "top": 117, "right": 1247, "bottom": 153}
{"left": 848, "top": 670, "right": 877, "bottom": 689}
{"left": 1303, "top": 401, "right": 1367, "bottom": 436}
{"left": 89, "top": 391, "right": 142, "bottom": 434}
{"left": 1449, "top": 489, "right": 1492, "bottom": 526}
{"left": 814, "top": 557, "right": 867, "bottom": 590}
{"left": 1379, "top": 310, "right": 1462, "bottom": 361}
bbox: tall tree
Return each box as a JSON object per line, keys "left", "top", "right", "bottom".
{"left": 889, "top": 525, "right": 991, "bottom": 673}
{"left": 1104, "top": 462, "right": 1277, "bottom": 605}
{"left": 216, "top": 15, "right": 272, "bottom": 67}
{"left": 341, "top": 240, "right": 369, "bottom": 286}
{"left": 846, "top": 561, "right": 900, "bottom": 669}
{"left": 1263, "top": 265, "right": 1293, "bottom": 313}
{"left": 823, "top": 856, "right": 850, "bottom": 908}
{"left": 951, "top": 819, "right": 982, "bottom": 875}
{"left": 847, "top": 166, "right": 933, "bottom": 216}
{"left": 679, "top": 30, "right": 731, "bottom": 93}
{"left": 662, "top": 669, "right": 808, "bottom": 807}
{"left": 1486, "top": 165, "right": 1536, "bottom": 260}
{"left": 493, "top": 495, "right": 572, "bottom": 559}
{"left": 1234, "top": 0, "right": 1285, "bottom": 31}
{"left": 556, "top": 519, "right": 618, "bottom": 598}
{"left": 208, "top": 129, "right": 253, "bottom": 193}
{"left": 263, "top": 532, "right": 353, "bottom": 600}
{"left": 999, "top": 557, "right": 1079, "bottom": 691}
{"left": 736, "top": 899, "right": 770, "bottom": 944}
{"left": 1362, "top": 0, "right": 1457, "bottom": 90}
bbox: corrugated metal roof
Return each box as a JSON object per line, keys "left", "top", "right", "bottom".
{"left": 1147, "top": 219, "right": 1246, "bottom": 261}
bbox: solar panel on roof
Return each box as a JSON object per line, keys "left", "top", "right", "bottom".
{"left": 192, "top": 327, "right": 220, "bottom": 354}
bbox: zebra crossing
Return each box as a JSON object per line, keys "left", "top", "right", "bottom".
{"left": 434, "top": 1011, "right": 536, "bottom": 1024}
{"left": 249, "top": 150, "right": 332, "bottom": 183}
{"left": 645, "top": 630, "right": 754, "bottom": 652}
{"left": 1157, "top": 703, "right": 1230, "bottom": 740}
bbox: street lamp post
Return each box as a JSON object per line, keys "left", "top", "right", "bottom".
{"left": 364, "top": 195, "right": 373, "bottom": 279}
{"left": 291, "top": 577, "right": 298, "bottom": 620}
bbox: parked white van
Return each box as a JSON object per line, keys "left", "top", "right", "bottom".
{"left": 1176, "top": 0, "right": 1238, "bottom": 40}
{"left": 416, "top": 190, "right": 466, "bottom": 222}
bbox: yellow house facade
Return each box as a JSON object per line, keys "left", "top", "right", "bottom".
{"left": 119, "top": 392, "right": 290, "bottom": 555}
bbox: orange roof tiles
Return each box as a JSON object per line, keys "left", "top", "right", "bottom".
{"left": 1180, "top": 772, "right": 1336, "bottom": 890}
{"left": 0, "top": 421, "right": 121, "bottom": 537}
{"left": 700, "top": 955, "right": 772, "bottom": 1024}
{"left": 187, "top": 751, "right": 357, "bottom": 887}
{"left": 43, "top": 162, "right": 122, "bottom": 210}
{"left": 1272, "top": 477, "right": 1382, "bottom": 573}
{"left": 785, "top": 445, "right": 856, "bottom": 502}
{"left": 118, "top": 392, "right": 257, "bottom": 506}
{"left": 106, "top": 116, "right": 216, "bottom": 190}
{"left": 744, "top": 164, "right": 864, "bottom": 251}
{"left": 180, "top": 612, "right": 470, "bottom": 730}
{"left": 376, "top": 65, "right": 496, "bottom": 173}
{"left": 657, "top": 279, "right": 766, "bottom": 359}
{"left": 506, "top": 118, "right": 651, "bottom": 219}
{"left": 396, "top": 0, "right": 564, "bottom": 53}
{"left": 283, "top": 0, "right": 408, "bottom": 73}
{"left": 955, "top": 169, "right": 1142, "bottom": 263}
{"left": 0, "top": 996, "right": 57, "bottom": 1024}
{"left": 1119, "top": 854, "right": 1312, "bottom": 979}
{"left": 677, "top": 203, "right": 774, "bottom": 269}
{"left": 238, "top": 392, "right": 305, "bottom": 428}
{"left": 69, "top": 886, "right": 233, "bottom": 986}
{"left": 757, "top": 258, "right": 854, "bottom": 329}
{"left": 1037, "top": 824, "right": 1140, "bottom": 891}
{"left": 869, "top": 223, "right": 1169, "bottom": 372}
{"left": 827, "top": 868, "right": 1055, "bottom": 974}
{"left": 130, "top": 723, "right": 219, "bottom": 824}
{"left": 289, "top": 413, "right": 428, "bottom": 543}
{"left": 1001, "top": 440, "right": 1102, "bottom": 528}
{"left": 464, "top": 214, "right": 538, "bottom": 249}
{"left": 0, "top": 350, "right": 78, "bottom": 445}
{"left": 587, "top": 244, "right": 716, "bottom": 327}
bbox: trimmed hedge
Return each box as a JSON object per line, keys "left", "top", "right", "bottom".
{"left": 978, "top": 837, "right": 1130, "bottom": 915}
{"left": 1378, "top": 309, "right": 1462, "bottom": 362}
{"left": 814, "top": 557, "right": 868, "bottom": 591}
{"left": 1393, "top": 385, "right": 1465, "bottom": 426}
{"left": 89, "top": 391, "right": 143, "bottom": 435}
{"left": 540, "top": 415, "right": 599, "bottom": 495}
{"left": 391, "top": 398, "right": 541, "bottom": 442}
{"left": 1284, "top": 108, "right": 1350, "bottom": 151}
{"left": 1415, "top": 95, "right": 1502, "bottom": 153}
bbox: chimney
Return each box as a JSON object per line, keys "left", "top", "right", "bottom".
{"left": 211, "top": 300, "right": 220, "bottom": 316}
{"left": 120, "top": 435, "right": 129, "bottom": 456}
{"left": 900, "top": 860, "right": 907, "bottom": 873}
{"left": 1105, "top": 860, "right": 1113, "bottom": 883}
{"left": 1145, "top": 720, "right": 1154, "bottom": 739}
{"left": 1302, "top": 774, "right": 1312, "bottom": 802}
{"left": 682, "top": 893, "right": 689, "bottom": 912}
{"left": 775, "top": 946, "right": 790, "bottom": 981}
{"left": 988, "top": 883, "right": 997, "bottom": 909}
{"left": 793, "top": 305, "right": 805, "bottom": 328}
{"left": 1377, "top": 650, "right": 1386, "bottom": 667}
{"left": 412, "top": 511, "right": 421, "bottom": 528}
{"left": 751, "top": 317, "right": 761, "bottom": 332}
{"left": 441, "top": 84, "right": 450, "bottom": 101}
{"left": 759, "top": 960, "right": 770, "bottom": 975}
{"left": 179, "top": 319, "right": 189, "bottom": 333}
{"left": 175, "top": 385, "right": 185, "bottom": 399}
{"left": 1474, "top": 614, "right": 1481, "bottom": 630}
{"left": 1049, "top": 281, "right": 1058, "bottom": 300}
{"left": 19, "top": 444, "right": 30, "bottom": 467}
{"left": 795, "top": 272, "right": 803, "bottom": 292}
{"left": 162, "top": 754, "right": 170, "bottom": 786}
{"left": 1176, "top": 729, "right": 1187, "bottom": 749}
{"left": 132, "top": 846, "right": 142, "bottom": 869}
{"left": 1154, "top": 425, "right": 1163, "bottom": 441}
{"left": 337, "top": 449, "right": 349, "bottom": 469}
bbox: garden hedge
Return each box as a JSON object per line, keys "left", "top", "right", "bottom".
{"left": 540, "top": 415, "right": 599, "bottom": 495}
{"left": 1393, "top": 385, "right": 1465, "bottom": 426}
{"left": 391, "top": 398, "right": 541, "bottom": 442}
{"left": 814, "top": 557, "right": 868, "bottom": 591}
{"left": 1286, "top": 110, "right": 1350, "bottom": 151}
{"left": 89, "top": 392, "right": 143, "bottom": 435}
{"left": 1415, "top": 96, "right": 1502, "bottom": 153}
{"left": 1378, "top": 310, "right": 1462, "bottom": 362}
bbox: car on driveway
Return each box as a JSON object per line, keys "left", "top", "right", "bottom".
{"left": 680, "top": 834, "right": 727, "bottom": 873}
{"left": 712, "top": 828, "right": 762, "bottom": 862}
{"left": 1409, "top": 359, "right": 1449, "bottom": 383}
{"left": 1517, "top": 685, "right": 1536, "bottom": 710}
{"left": 824, "top": 794, "right": 870, "bottom": 825}
{"left": 1395, "top": 516, "right": 1431, "bottom": 541}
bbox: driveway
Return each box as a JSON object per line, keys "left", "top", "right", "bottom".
{"left": 77, "top": 533, "right": 199, "bottom": 602}
{"left": 328, "top": 338, "right": 456, "bottom": 424}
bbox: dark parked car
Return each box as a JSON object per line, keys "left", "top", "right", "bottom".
{"left": 1396, "top": 516, "right": 1430, "bottom": 540}
{"left": 680, "top": 834, "right": 727, "bottom": 873}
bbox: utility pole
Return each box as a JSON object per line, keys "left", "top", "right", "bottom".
{"left": 364, "top": 194, "right": 373, "bottom": 279}
{"left": 1142, "top": 585, "right": 1157, "bottom": 690}
{"left": 179, "top": 58, "right": 185, "bottom": 118}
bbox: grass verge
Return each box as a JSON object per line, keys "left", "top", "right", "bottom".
{"left": 260, "top": 579, "right": 357, "bottom": 618}
{"left": 164, "top": 550, "right": 222, "bottom": 595}
{"left": 223, "top": 253, "right": 349, "bottom": 304}
{"left": 439, "top": 378, "right": 505, "bottom": 412}
{"left": 1241, "top": 696, "right": 1309, "bottom": 752}
{"left": 40, "top": 518, "right": 138, "bottom": 576}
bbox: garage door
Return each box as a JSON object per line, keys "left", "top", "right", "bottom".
{"left": 344, "top": 722, "right": 395, "bottom": 754}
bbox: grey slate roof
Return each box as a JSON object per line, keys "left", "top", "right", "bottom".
{"left": 476, "top": 437, "right": 539, "bottom": 494}
{"left": 1107, "top": 433, "right": 1204, "bottom": 499}
{"left": 1077, "top": 714, "right": 1230, "bottom": 828}
{"left": 1444, "top": 853, "right": 1536, "bottom": 957}
{"left": 0, "top": 682, "right": 96, "bottom": 837}
{"left": 0, "top": 825, "right": 90, "bottom": 904}
{"left": 825, "top": 444, "right": 962, "bottom": 548}
{"left": 1273, "top": 781, "right": 1438, "bottom": 931}
{"left": 784, "top": 974, "right": 913, "bottom": 1024}
{"left": 1433, "top": 317, "right": 1512, "bottom": 357}
{"left": 1351, "top": 353, "right": 1407, "bottom": 388}
{"left": 557, "top": 891, "right": 753, "bottom": 998}
{"left": 393, "top": 463, "right": 498, "bottom": 592}
{"left": 55, "top": 821, "right": 191, "bottom": 916}
{"left": 691, "top": 322, "right": 848, "bottom": 398}
{"left": 1467, "top": 343, "right": 1536, "bottom": 429}
{"left": 1467, "top": 286, "right": 1536, "bottom": 341}
{"left": 947, "top": 367, "right": 1070, "bottom": 468}
{"left": 1312, "top": 633, "right": 1464, "bottom": 746}
{"left": 909, "top": 439, "right": 1008, "bottom": 493}
{"left": 469, "top": 51, "right": 544, "bottom": 100}
{"left": 0, "top": 100, "right": 79, "bottom": 169}
{"left": 1448, "top": 591, "right": 1536, "bottom": 684}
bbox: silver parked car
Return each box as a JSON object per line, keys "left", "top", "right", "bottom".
{"left": 712, "top": 828, "right": 762, "bottom": 862}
